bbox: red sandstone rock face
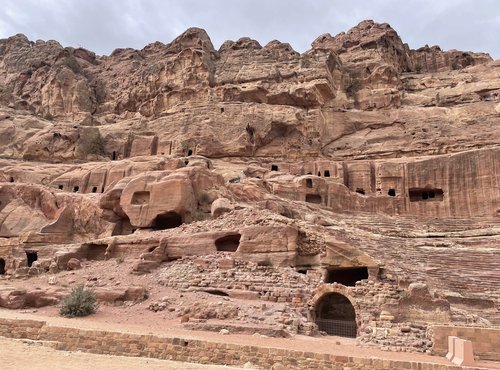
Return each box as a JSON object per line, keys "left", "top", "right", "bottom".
{"left": 1, "top": 22, "right": 494, "bottom": 163}
{"left": 312, "top": 20, "right": 413, "bottom": 72}
{"left": 410, "top": 45, "right": 492, "bottom": 73}
{"left": 0, "top": 21, "right": 498, "bottom": 353}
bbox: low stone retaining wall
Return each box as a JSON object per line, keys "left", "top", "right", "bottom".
{"left": 433, "top": 325, "right": 500, "bottom": 361}
{"left": 0, "top": 317, "right": 475, "bottom": 369}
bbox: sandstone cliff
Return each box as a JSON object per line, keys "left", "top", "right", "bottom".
{"left": 0, "top": 20, "right": 499, "bottom": 353}
{"left": 0, "top": 20, "right": 497, "bottom": 162}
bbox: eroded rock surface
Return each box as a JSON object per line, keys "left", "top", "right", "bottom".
{"left": 0, "top": 20, "right": 498, "bottom": 356}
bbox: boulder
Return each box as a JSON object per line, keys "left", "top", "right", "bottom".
{"left": 67, "top": 258, "right": 81, "bottom": 270}
{"left": 211, "top": 197, "right": 234, "bottom": 218}
{"left": 94, "top": 286, "right": 148, "bottom": 304}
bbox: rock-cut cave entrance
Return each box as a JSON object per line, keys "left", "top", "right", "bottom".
{"left": 324, "top": 267, "right": 369, "bottom": 286}
{"left": 0, "top": 258, "right": 5, "bottom": 275}
{"left": 215, "top": 234, "right": 241, "bottom": 252}
{"left": 315, "top": 293, "right": 357, "bottom": 338}
{"left": 152, "top": 212, "right": 183, "bottom": 230}
{"left": 305, "top": 194, "right": 322, "bottom": 204}
{"left": 26, "top": 251, "right": 38, "bottom": 267}
{"left": 409, "top": 188, "right": 444, "bottom": 202}
{"left": 85, "top": 244, "right": 108, "bottom": 261}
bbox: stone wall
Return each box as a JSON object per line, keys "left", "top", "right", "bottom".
{"left": 159, "top": 256, "right": 312, "bottom": 306}
{"left": 0, "top": 317, "right": 468, "bottom": 370}
{"left": 158, "top": 256, "right": 436, "bottom": 352}
{"left": 432, "top": 325, "right": 500, "bottom": 361}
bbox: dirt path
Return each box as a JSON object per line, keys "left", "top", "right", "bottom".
{"left": 0, "top": 337, "right": 241, "bottom": 370}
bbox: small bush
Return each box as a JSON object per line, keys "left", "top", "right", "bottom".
{"left": 80, "top": 129, "right": 105, "bottom": 158}
{"left": 345, "top": 73, "right": 362, "bottom": 99}
{"left": 62, "top": 56, "right": 81, "bottom": 74}
{"left": 194, "top": 209, "right": 205, "bottom": 221}
{"left": 89, "top": 133, "right": 105, "bottom": 154}
{"left": 60, "top": 285, "right": 97, "bottom": 318}
{"left": 450, "top": 61, "right": 460, "bottom": 70}
{"left": 300, "top": 54, "right": 311, "bottom": 68}
{"left": 197, "top": 191, "right": 210, "bottom": 204}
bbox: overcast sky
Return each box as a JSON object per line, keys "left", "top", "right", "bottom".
{"left": 0, "top": 0, "right": 498, "bottom": 59}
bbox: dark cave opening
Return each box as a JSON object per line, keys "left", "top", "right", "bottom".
{"left": 152, "top": 212, "right": 183, "bottom": 230}
{"left": 215, "top": 234, "right": 241, "bottom": 252}
{"left": 26, "top": 251, "right": 38, "bottom": 267}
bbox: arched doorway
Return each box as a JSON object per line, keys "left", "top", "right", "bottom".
{"left": 0, "top": 258, "right": 5, "bottom": 275}
{"left": 315, "top": 292, "right": 357, "bottom": 338}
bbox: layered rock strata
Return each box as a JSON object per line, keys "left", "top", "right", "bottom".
{"left": 0, "top": 20, "right": 498, "bottom": 355}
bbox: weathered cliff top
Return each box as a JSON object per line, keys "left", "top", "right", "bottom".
{"left": 0, "top": 20, "right": 497, "bottom": 163}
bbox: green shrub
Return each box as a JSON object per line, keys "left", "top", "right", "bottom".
{"left": 345, "top": 73, "right": 362, "bottom": 99}
{"left": 194, "top": 209, "right": 205, "bottom": 221}
{"left": 80, "top": 130, "right": 105, "bottom": 157}
{"left": 450, "top": 61, "right": 460, "bottom": 70}
{"left": 60, "top": 285, "right": 97, "bottom": 318}
{"left": 197, "top": 191, "right": 210, "bottom": 204}
{"left": 300, "top": 54, "right": 311, "bottom": 68}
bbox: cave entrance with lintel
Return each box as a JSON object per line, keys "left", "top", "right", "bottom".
{"left": 26, "top": 251, "right": 38, "bottom": 267}
{"left": 315, "top": 292, "right": 357, "bottom": 338}
{"left": 305, "top": 194, "right": 322, "bottom": 204}
{"left": 152, "top": 212, "right": 183, "bottom": 230}
{"left": 0, "top": 258, "right": 5, "bottom": 274}
{"left": 324, "top": 266, "right": 369, "bottom": 286}
{"left": 409, "top": 188, "right": 444, "bottom": 202}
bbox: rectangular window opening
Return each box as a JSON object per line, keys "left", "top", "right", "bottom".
{"left": 325, "top": 266, "right": 369, "bottom": 286}
{"left": 409, "top": 188, "right": 444, "bottom": 202}
{"left": 26, "top": 251, "right": 38, "bottom": 267}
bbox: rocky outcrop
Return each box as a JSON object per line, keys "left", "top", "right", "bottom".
{"left": 1, "top": 21, "right": 494, "bottom": 162}
{"left": 311, "top": 20, "right": 413, "bottom": 72}
{"left": 0, "top": 286, "right": 62, "bottom": 308}
{"left": 101, "top": 166, "right": 226, "bottom": 228}
{"left": 410, "top": 45, "right": 492, "bottom": 73}
{"left": 0, "top": 20, "right": 498, "bottom": 355}
{"left": 0, "top": 285, "right": 147, "bottom": 308}
{"left": 0, "top": 183, "right": 112, "bottom": 238}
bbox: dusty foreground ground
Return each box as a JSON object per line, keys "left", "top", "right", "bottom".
{"left": 1, "top": 337, "right": 240, "bottom": 370}
{"left": 2, "top": 308, "right": 500, "bottom": 370}
{"left": 2, "top": 309, "right": 500, "bottom": 370}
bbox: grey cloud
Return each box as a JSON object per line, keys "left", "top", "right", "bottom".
{"left": 0, "top": 0, "right": 498, "bottom": 59}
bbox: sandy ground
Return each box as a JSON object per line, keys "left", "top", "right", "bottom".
{"left": 0, "top": 337, "right": 241, "bottom": 370}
